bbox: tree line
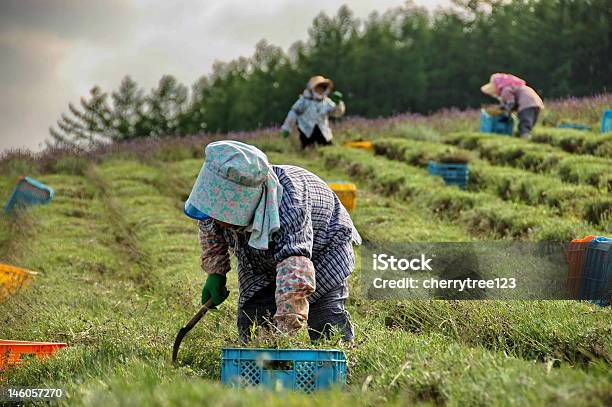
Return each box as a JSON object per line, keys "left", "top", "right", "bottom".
{"left": 49, "top": 0, "right": 612, "bottom": 147}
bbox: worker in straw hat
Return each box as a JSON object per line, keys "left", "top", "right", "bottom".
{"left": 184, "top": 140, "right": 361, "bottom": 342}
{"left": 281, "top": 75, "right": 345, "bottom": 149}
{"left": 481, "top": 73, "right": 544, "bottom": 139}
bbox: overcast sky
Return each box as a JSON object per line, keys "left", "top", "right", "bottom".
{"left": 0, "top": 0, "right": 451, "bottom": 152}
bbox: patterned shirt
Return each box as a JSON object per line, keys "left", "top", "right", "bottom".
{"left": 198, "top": 164, "right": 361, "bottom": 307}
{"left": 281, "top": 91, "right": 345, "bottom": 142}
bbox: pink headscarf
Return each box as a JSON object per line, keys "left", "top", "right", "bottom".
{"left": 491, "top": 73, "right": 525, "bottom": 94}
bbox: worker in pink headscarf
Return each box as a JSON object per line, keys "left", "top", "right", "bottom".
{"left": 481, "top": 73, "right": 544, "bottom": 139}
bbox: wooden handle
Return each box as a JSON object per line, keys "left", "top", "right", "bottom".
{"left": 172, "top": 298, "right": 216, "bottom": 364}
{"left": 183, "top": 298, "right": 215, "bottom": 330}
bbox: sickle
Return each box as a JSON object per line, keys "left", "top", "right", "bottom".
{"left": 172, "top": 298, "right": 215, "bottom": 364}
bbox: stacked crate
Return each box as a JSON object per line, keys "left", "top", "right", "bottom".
{"left": 566, "top": 236, "right": 611, "bottom": 306}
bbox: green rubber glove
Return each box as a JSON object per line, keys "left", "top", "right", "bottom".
{"left": 201, "top": 274, "right": 229, "bottom": 306}
{"left": 282, "top": 130, "right": 290, "bottom": 138}
{"left": 330, "top": 91, "right": 343, "bottom": 104}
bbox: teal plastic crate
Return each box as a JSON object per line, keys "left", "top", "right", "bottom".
{"left": 557, "top": 123, "right": 590, "bottom": 131}
{"left": 601, "top": 110, "right": 612, "bottom": 133}
{"left": 579, "top": 237, "right": 611, "bottom": 306}
{"left": 4, "top": 176, "right": 54, "bottom": 213}
{"left": 428, "top": 161, "right": 469, "bottom": 189}
{"left": 221, "top": 348, "right": 347, "bottom": 392}
{"left": 480, "top": 110, "right": 513, "bottom": 135}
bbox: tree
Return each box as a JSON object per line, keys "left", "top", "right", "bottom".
{"left": 48, "top": 1, "right": 612, "bottom": 147}
{"left": 49, "top": 86, "right": 114, "bottom": 148}
{"left": 144, "top": 75, "right": 189, "bottom": 137}
{"left": 111, "top": 76, "right": 147, "bottom": 140}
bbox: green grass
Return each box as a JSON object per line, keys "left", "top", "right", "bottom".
{"left": 445, "top": 132, "right": 612, "bottom": 191}
{"left": 379, "top": 300, "right": 611, "bottom": 365}
{"left": 531, "top": 128, "right": 612, "bottom": 158}
{"left": 320, "top": 146, "right": 599, "bottom": 240}
{"left": 373, "top": 138, "right": 611, "bottom": 228}
{"left": 1, "top": 135, "right": 611, "bottom": 406}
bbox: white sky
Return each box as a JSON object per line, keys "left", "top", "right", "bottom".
{"left": 0, "top": 0, "right": 451, "bottom": 152}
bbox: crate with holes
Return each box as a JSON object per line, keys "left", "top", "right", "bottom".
{"left": 3, "top": 176, "right": 54, "bottom": 213}
{"left": 0, "top": 263, "right": 37, "bottom": 303}
{"left": 428, "top": 161, "right": 470, "bottom": 189}
{"left": 220, "top": 348, "right": 347, "bottom": 392}
{"left": 565, "top": 235, "right": 596, "bottom": 297}
{"left": 343, "top": 140, "right": 374, "bottom": 152}
{"left": 579, "top": 237, "right": 611, "bottom": 306}
{"left": 327, "top": 181, "right": 357, "bottom": 212}
{"left": 565, "top": 235, "right": 611, "bottom": 306}
{"left": 480, "top": 109, "right": 514, "bottom": 135}
{"left": 0, "top": 340, "right": 67, "bottom": 368}
{"left": 601, "top": 109, "right": 612, "bottom": 133}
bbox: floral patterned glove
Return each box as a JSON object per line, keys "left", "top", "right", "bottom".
{"left": 274, "top": 256, "right": 316, "bottom": 335}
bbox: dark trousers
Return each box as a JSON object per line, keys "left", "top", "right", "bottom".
{"left": 518, "top": 107, "right": 540, "bottom": 136}
{"left": 237, "top": 282, "right": 354, "bottom": 343}
{"left": 299, "top": 125, "right": 332, "bottom": 149}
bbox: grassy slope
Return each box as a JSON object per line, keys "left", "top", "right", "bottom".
{"left": 0, "top": 141, "right": 610, "bottom": 406}
{"left": 443, "top": 132, "right": 612, "bottom": 191}
{"left": 371, "top": 137, "right": 610, "bottom": 228}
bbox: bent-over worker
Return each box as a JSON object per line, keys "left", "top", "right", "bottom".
{"left": 184, "top": 140, "right": 360, "bottom": 342}
{"left": 481, "top": 73, "right": 544, "bottom": 139}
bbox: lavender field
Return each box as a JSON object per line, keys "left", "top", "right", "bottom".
{"left": 1, "top": 94, "right": 611, "bottom": 406}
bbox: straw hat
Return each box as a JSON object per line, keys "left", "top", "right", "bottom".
{"left": 480, "top": 78, "right": 497, "bottom": 97}
{"left": 307, "top": 75, "right": 334, "bottom": 92}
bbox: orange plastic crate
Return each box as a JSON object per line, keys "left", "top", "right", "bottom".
{"left": 0, "top": 340, "right": 67, "bottom": 368}
{"left": 343, "top": 141, "right": 374, "bottom": 152}
{"left": 0, "top": 263, "right": 37, "bottom": 303}
{"left": 565, "top": 235, "right": 596, "bottom": 297}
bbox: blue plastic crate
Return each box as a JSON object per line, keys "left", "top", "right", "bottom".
{"left": 428, "top": 161, "right": 469, "bottom": 189}
{"left": 480, "top": 110, "right": 514, "bottom": 135}
{"left": 3, "top": 177, "right": 55, "bottom": 213}
{"left": 579, "top": 237, "right": 611, "bottom": 306}
{"left": 601, "top": 110, "right": 612, "bottom": 133}
{"left": 557, "top": 123, "right": 591, "bottom": 131}
{"left": 221, "top": 348, "right": 347, "bottom": 392}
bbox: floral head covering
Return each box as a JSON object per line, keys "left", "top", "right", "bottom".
{"left": 185, "top": 140, "right": 283, "bottom": 250}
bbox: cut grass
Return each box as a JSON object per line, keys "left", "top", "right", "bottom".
{"left": 1, "top": 144, "right": 610, "bottom": 406}
{"left": 319, "top": 146, "right": 599, "bottom": 241}
{"left": 269, "top": 149, "right": 612, "bottom": 366}
{"left": 532, "top": 127, "right": 612, "bottom": 158}
{"left": 378, "top": 300, "right": 611, "bottom": 365}
{"left": 373, "top": 137, "right": 611, "bottom": 228}
{"left": 445, "top": 132, "right": 612, "bottom": 191}
{"left": 265, "top": 151, "right": 473, "bottom": 244}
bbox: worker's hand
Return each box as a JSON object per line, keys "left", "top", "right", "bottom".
{"left": 501, "top": 101, "right": 515, "bottom": 113}
{"left": 330, "top": 91, "right": 343, "bottom": 104}
{"left": 275, "top": 313, "right": 305, "bottom": 336}
{"left": 281, "top": 129, "right": 290, "bottom": 138}
{"left": 201, "top": 273, "right": 229, "bottom": 307}
{"left": 485, "top": 104, "right": 503, "bottom": 116}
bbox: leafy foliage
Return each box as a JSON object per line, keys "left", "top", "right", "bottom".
{"left": 49, "top": 0, "right": 612, "bottom": 147}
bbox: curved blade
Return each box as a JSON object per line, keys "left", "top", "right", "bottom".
{"left": 172, "top": 298, "right": 214, "bottom": 364}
